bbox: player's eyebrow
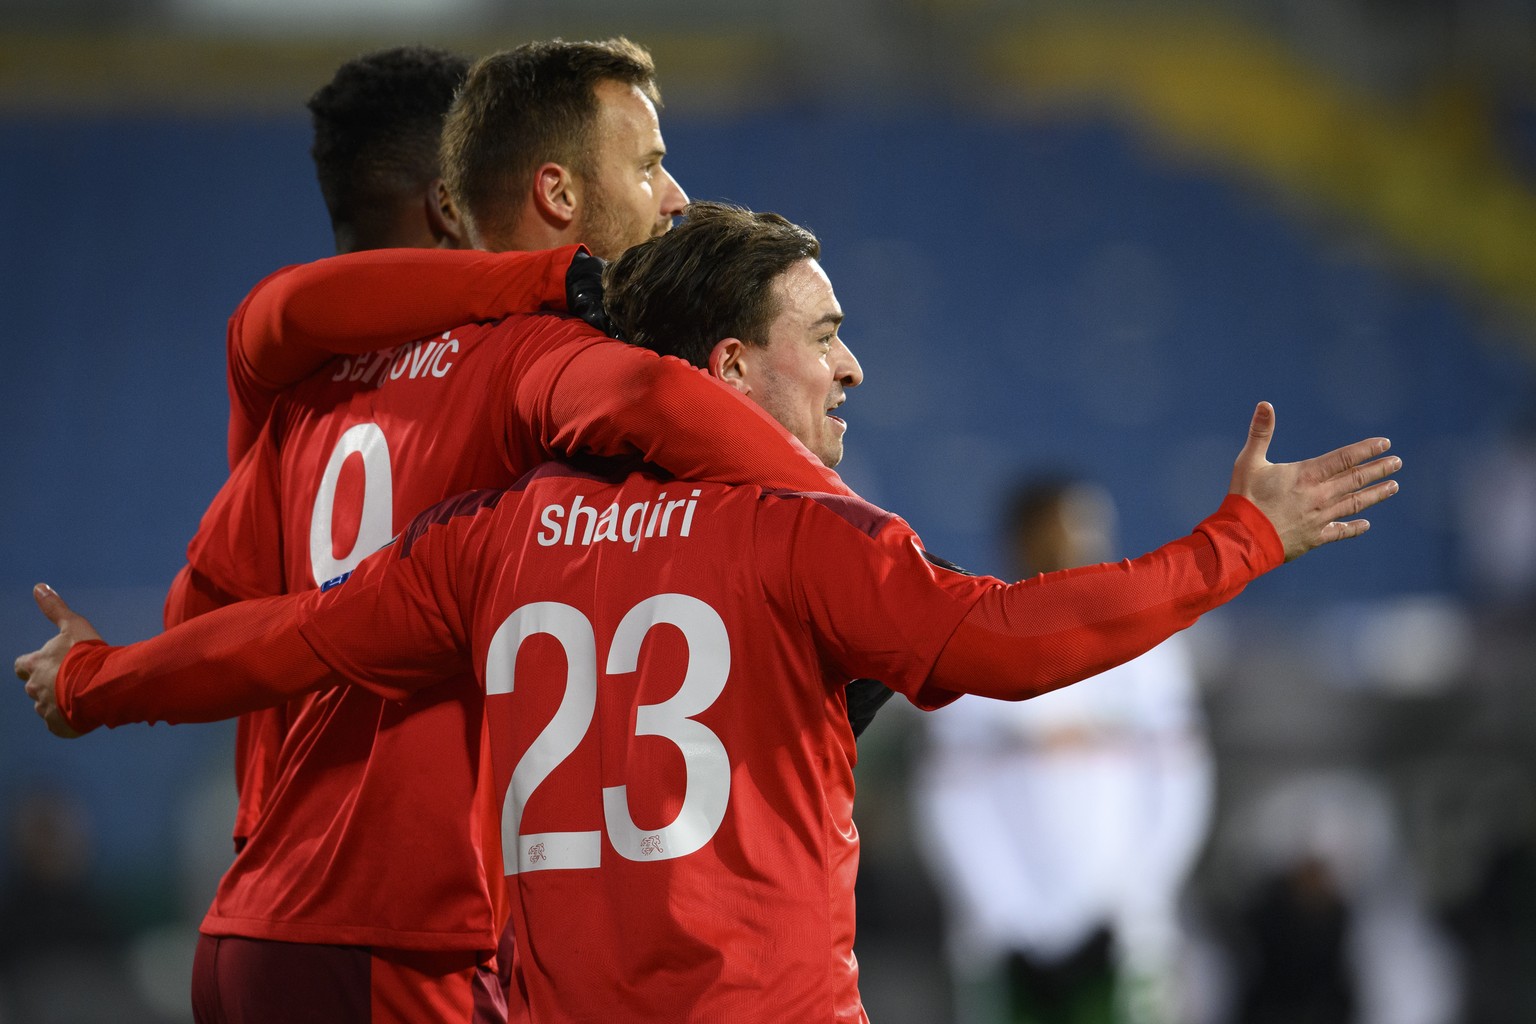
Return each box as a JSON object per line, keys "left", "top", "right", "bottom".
{"left": 813, "top": 312, "right": 844, "bottom": 331}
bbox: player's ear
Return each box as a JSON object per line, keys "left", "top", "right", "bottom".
{"left": 427, "top": 180, "right": 467, "bottom": 249}
{"left": 709, "top": 338, "right": 750, "bottom": 394}
{"left": 533, "top": 162, "right": 578, "bottom": 228}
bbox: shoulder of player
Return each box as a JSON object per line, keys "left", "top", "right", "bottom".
{"left": 279, "top": 313, "right": 590, "bottom": 402}
{"left": 394, "top": 486, "right": 521, "bottom": 561}
{"left": 755, "top": 488, "right": 912, "bottom": 542}
{"left": 418, "top": 471, "right": 909, "bottom": 548}
{"left": 396, "top": 462, "right": 621, "bottom": 558}
{"left": 457, "top": 312, "right": 612, "bottom": 378}
{"left": 479, "top": 310, "right": 606, "bottom": 344}
{"left": 392, "top": 310, "right": 599, "bottom": 360}
{"left": 230, "top": 262, "right": 303, "bottom": 318}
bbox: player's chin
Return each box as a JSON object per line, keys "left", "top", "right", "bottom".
{"left": 819, "top": 416, "right": 848, "bottom": 467}
{"left": 817, "top": 436, "right": 845, "bottom": 469}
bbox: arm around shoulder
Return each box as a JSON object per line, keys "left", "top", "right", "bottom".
{"left": 536, "top": 339, "right": 855, "bottom": 496}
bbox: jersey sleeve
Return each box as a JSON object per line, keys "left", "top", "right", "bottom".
{"left": 225, "top": 264, "right": 301, "bottom": 463}
{"left": 163, "top": 428, "right": 293, "bottom": 846}
{"left": 515, "top": 336, "right": 855, "bottom": 496}
{"left": 163, "top": 563, "right": 242, "bottom": 628}
{"left": 57, "top": 492, "right": 498, "bottom": 734}
{"left": 183, "top": 422, "right": 289, "bottom": 607}
{"left": 779, "top": 497, "right": 989, "bottom": 709}
{"left": 924, "top": 495, "right": 1284, "bottom": 704}
{"left": 225, "top": 246, "right": 584, "bottom": 465}
{"left": 57, "top": 594, "right": 337, "bottom": 733}
{"left": 295, "top": 489, "right": 503, "bottom": 702}
{"left": 781, "top": 493, "right": 1283, "bottom": 711}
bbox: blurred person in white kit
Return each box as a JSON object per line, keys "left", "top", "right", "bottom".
{"left": 914, "top": 476, "right": 1213, "bottom": 1024}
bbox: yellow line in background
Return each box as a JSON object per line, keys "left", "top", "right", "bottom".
{"left": 984, "top": 12, "right": 1536, "bottom": 342}
{"left": 6, "top": 19, "right": 1535, "bottom": 346}
{"left": 0, "top": 31, "right": 774, "bottom": 112}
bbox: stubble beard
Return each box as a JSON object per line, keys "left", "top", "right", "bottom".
{"left": 577, "top": 181, "right": 652, "bottom": 262}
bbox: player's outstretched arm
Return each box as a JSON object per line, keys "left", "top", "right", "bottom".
{"left": 15, "top": 585, "right": 337, "bottom": 736}
{"left": 14, "top": 585, "right": 95, "bottom": 738}
{"left": 921, "top": 403, "right": 1401, "bottom": 703}
{"left": 1229, "top": 401, "right": 1401, "bottom": 562}
{"left": 17, "top": 502, "right": 481, "bottom": 736}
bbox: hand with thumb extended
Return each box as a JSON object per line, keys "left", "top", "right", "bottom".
{"left": 13, "top": 584, "right": 101, "bottom": 738}
{"left": 1229, "top": 402, "right": 1402, "bottom": 562}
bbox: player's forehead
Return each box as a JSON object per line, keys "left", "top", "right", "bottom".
{"left": 592, "top": 79, "right": 664, "bottom": 160}
{"left": 767, "top": 259, "right": 842, "bottom": 335}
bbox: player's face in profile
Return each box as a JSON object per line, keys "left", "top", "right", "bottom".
{"left": 577, "top": 80, "right": 689, "bottom": 260}
{"left": 739, "top": 259, "right": 863, "bottom": 468}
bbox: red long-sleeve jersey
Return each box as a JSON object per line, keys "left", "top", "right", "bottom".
{"left": 189, "top": 244, "right": 598, "bottom": 853}
{"left": 60, "top": 468, "right": 1282, "bottom": 1019}
{"left": 177, "top": 247, "right": 853, "bottom": 852}
{"left": 154, "top": 243, "right": 857, "bottom": 956}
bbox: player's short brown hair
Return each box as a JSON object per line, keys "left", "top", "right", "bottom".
{"left": 440, "top": 38, "right": 659, "bottom": 245}
{"left": 603, "top": 201, "right": 822, "bottom": 369}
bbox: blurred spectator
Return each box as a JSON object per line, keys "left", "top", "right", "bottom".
{"left": 1235, "top": 853, "right": 1355, "bottom": 1024}
{"left": 1220, "top": 771, "right": 1459, "bottom": 1024}
{"left": 1459, "top": 403, "right": 1536, "bottom": 618}
{"left": 0, "top": 789, "right": 121, "bottom": 962}
{"left": 1445, "top": 779, "right": 1536, "bottom": 1024}
{"left": 913, "top": 476, "right": 1214, "bottom": 1024}
{"left": 0, "top": 787, "right": 155, "bottom": 1024}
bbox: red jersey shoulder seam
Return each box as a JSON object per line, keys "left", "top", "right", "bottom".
{"left": 757, "top": 488, "right": 899, "bottom": 540}
{"left": 395, "top": 488, "right": 511, "bottom": 560}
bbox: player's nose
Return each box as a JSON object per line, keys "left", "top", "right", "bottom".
{"left": 659, "top": 168, "right": 688, "bottom": 220}
{"left": 834, "top": 338, "right": 863, "bottom": 388}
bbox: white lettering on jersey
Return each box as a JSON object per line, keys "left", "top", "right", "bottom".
{"left": 330, "top": 350, "right": 391, "bottom": 383}
{"left": 388, "top": 334, "right": 458, "bottom": 382}
{"left": 536, "top": 503, "right": 564, "bottom": 546}
{"left": 534, "top": 489, "right": 703, "bottom": 552}
{"left": 329, "top": 333, "right": 460, "bottom": 387}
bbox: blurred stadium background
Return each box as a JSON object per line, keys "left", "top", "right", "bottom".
{"left": 2, "top": 1, "right": 1535, "bottom": 1021}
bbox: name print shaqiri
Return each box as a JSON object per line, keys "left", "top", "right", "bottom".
{"left": 536, "top": 489, "right": 704, "bottom": 552}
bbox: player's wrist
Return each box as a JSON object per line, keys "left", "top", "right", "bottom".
{"left": 55, "top": 638, "right": 112, "bottom": 735}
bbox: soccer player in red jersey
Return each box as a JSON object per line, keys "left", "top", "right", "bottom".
{"left": 175, "top": 44, "right": 478, "bottom": 860}
{"left": 169, "top": 47, "right": 635, "bottom": 907}
{"left": 18, "top": 203, "right": 1403, "bottom": 1023}
{"left": 147, "top": 40, "right": 842, "bottom": 1023}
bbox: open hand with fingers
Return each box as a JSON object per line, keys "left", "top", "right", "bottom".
{"left": 13, "top": 584, "right": 100, "bottom": 738}
{"left": 1230, "top": 402, "right": 1402, "bottom": 562}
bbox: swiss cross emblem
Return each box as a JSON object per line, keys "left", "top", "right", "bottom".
{"left": 640, "top": 835, "right": 664, "bottom": 856}
{"left": 527, "top": 842, "right": 547, "bottom": 864}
